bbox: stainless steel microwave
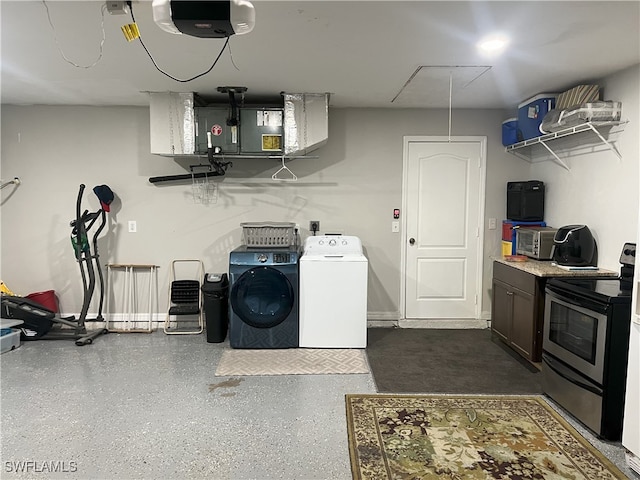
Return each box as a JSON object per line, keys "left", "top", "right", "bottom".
{"left": 516, "top": 227, "right": 557, "bottom": 260}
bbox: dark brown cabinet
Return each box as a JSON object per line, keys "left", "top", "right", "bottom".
{"left": 491, "top": 261, "right": 545, "bottom": 363}
{"left": 491, "top": 259, "right": 618, "bottom": 363}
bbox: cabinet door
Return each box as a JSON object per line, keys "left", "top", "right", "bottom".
{"left": 509, "top": 288, "right": 535, "bottom": 360}
{"left": 491, "top": 280, "right": 511, "bottom": 342}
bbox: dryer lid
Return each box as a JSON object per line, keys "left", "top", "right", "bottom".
{"left": 303, "top": 235, "right": 364, "bottom": 256}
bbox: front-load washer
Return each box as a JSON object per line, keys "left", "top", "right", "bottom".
{"left": 299, "top": 235, "right": 368, "bottom": 348}
{"left": 228, "top": 245, "right": 300, "bottom": 349}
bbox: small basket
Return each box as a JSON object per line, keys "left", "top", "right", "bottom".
{"left": 241, "top": 222, "right": 296, "bottom": 247}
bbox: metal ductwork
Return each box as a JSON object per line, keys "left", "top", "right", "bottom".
{"left": 283, "top": 93, "right": 330, "bottom": 156}
{"left": 149, "top": 91, "right": 329, "bottom": 158}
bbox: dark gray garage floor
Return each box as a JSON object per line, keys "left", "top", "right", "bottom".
{"left": 366, "top": 327, "right": 542, "bottom": 394}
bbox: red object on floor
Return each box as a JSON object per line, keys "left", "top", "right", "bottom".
{"left": 26, "top": 290, "right": 59, "bottom": 313}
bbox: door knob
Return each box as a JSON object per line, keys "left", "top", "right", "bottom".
{"left": 409, "top": 238, "right": 415, "bottom": 245}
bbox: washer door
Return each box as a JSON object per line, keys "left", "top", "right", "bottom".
{"left": 230, "top": 266, "right": 294, "bottom": 329}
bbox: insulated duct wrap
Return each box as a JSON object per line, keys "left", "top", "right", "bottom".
{"left": 149, "top": 92, "right": 196, "bottom": 155}
{"left": 283, "top": 93, "right": 329, "bottom": 155}
{"left": 149, "top": 92, "right": 329, "bottom": 157}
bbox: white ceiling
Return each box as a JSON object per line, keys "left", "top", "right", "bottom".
{"left": 1, "top": 1, "right": 639, "bottom": 110}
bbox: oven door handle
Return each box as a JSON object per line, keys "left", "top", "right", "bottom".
{"left": 542, "top": 353, "right": 603, "bottom": 396}
{"left": 545, "top": 285, "right": 609, "bottom": 315}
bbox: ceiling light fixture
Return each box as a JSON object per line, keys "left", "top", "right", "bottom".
{"left": 477, "top": 34, "right": 509, "bottom": 56}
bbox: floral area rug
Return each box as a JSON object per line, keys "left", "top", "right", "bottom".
{"left": 345, "top": 394, "right": 626, "bottom": 479}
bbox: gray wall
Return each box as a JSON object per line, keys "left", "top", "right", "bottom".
{"left": 1, "top": 64, "right": 637, "bottom": 323}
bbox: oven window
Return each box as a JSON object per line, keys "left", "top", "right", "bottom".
{"left": 516, "top": 232, "right": 532, "bottom": 253}
{"left": 548, "top": 301, "right": 598, "bottom": 364}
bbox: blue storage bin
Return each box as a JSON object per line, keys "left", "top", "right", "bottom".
{"left": 517, "top": 94, "right": 558, "bottom": 140}
{"left": 502, "top": 118, "right": 518, "bottom": 146}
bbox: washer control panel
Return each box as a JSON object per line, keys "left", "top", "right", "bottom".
{"left": 303, "top": 235, "right": 363, "bottom": 256}
{"left": 229, "top": 246, "right": 299, "bottom": 266}
{"left": 272, "top": 253, "right": 292, "bottom": 264}
{"left": 253, "top": 252, "right": 296, "bottom": 264}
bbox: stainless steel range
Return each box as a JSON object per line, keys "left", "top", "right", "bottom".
{"left": 542, "top": 243, "right": 635, "bottom": 441}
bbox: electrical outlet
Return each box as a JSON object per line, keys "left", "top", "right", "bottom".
{"left": 392, "top": 221, "right": 400, "bottom": 233}
{"left": 106, "top": 1, "right": 128, "bottom": 15}
{"left": 489, "top": 218, "right": 497, "bottom": 230}
{"left": 309, "top": 220, "right": 320, "bottom": 233}
{"left": 128, "top": 220, "right": 137, "bottom": 233}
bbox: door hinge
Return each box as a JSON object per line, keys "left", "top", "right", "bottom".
{"left": 475, "top": 294, "right": 478, "bottom": 305}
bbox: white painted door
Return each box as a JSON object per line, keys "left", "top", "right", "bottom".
{"left": 403, "top": 137, "right": 485, "bottom": 320}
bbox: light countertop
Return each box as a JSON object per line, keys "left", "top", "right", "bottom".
{"left": 493, "top": 257, "right": 619, "bottom": 278}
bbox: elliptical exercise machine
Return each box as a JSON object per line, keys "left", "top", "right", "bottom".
{"left": 64, "top": 183, "right": 113, "bottom": 344}
{"left": 1, "top": 184, "right": 113, "bottom": 346}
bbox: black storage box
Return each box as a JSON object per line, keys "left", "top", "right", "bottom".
{"left": 201, "top": 273, "right": 229, "bottom": 343}
{"left": 507, "top": 181, "right": 545, "bottom": 222}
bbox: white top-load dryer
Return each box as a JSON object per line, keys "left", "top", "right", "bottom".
{"left": 299, "top": 235, "right": 368, "bottom": 348}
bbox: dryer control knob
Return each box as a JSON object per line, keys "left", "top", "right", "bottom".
{"left": 329, "top": 239, "right": 337, "bottom": 246}
{"left": 257, "top": 254, "right": 268, "bottom": 263}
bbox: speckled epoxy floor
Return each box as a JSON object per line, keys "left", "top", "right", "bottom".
{"left": 1, "top": 331, "right": 375, "bottom": 479}
{"left": 0, "top": 330, "right": 635, "bottom": 479}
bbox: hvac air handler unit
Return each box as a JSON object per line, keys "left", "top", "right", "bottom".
{"left": 149, "top": 91, "right": 329, "bottom": 158}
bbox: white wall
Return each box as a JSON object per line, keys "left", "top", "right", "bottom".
{"left": 2, "top": 64, "right": 637, "bottom": 323}
{"left": 530, "top": 64, "right": 640, "bottom": 269}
